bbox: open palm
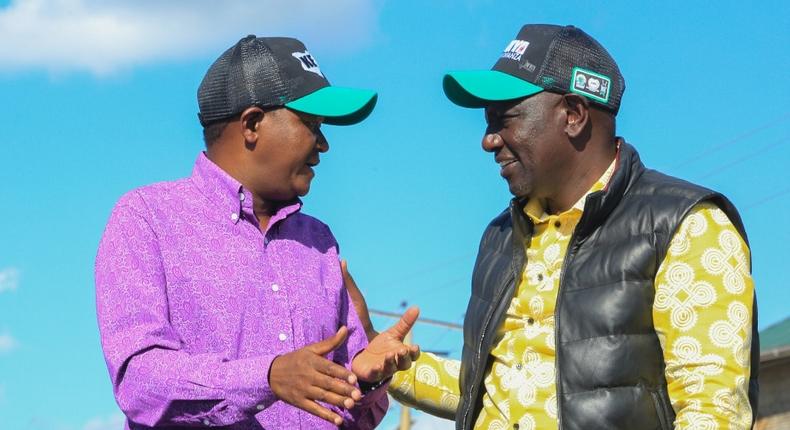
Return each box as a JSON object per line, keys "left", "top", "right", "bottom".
{"left": 351, "top": 306, "right": 421, "bottom": 383}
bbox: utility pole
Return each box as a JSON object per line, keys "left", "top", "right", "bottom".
{"left": 369, "top": 308, "right": 462, "bottom": 430}
{"left": 399, "top": 329, "right": 413, "bottom": 430}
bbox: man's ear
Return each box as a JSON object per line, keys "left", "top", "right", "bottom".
{"left": 239, "top": 106, "right": 266, "bottom": 144}
{"left": 562, "top": 94, "right": 590, "bottom": 138}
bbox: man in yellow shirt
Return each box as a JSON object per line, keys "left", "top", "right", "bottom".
{"left": 347, "top": 24, "right": 758, "bottom": 429}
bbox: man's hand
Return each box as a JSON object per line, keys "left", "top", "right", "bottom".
{"left": 352, "top": 307, "right": 421, "bottom": 383}
{"left": 342, "top": 260, "right": 377, "bottom": 341}
{"left": 269, "top": 326, "right": 362, "bottom": 426}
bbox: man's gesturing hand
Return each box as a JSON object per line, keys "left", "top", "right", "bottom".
{"left": 269, "top": 326, "right": 362, "bottom": 426}
{"left": 351, "top": 307, "right": 421, "bottom": 383}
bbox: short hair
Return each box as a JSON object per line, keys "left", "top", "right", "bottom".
{"left": 202, "top": 108, "right": 274, "bottom": 147}
{"left": 588, "top": 103, "right": 616, "bottom": 142}
{"left": 202, "top": 120, "right": 230, "bottom": 147}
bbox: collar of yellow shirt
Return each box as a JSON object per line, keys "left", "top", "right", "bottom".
{"left": 523, "top": 157, "right": 618, "bottom": 224}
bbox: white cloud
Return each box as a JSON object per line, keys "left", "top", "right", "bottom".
{"left": 82, "top": 413, "right": 125, "bottom": 430}
{"left": 0, "top": 267, "right": 19, "bottom": 293}
{"left": 0, "top": 0, "right": 380, "bottom": 75}
{"left": 0, "top": 332, "right": 18, "bottom": 354}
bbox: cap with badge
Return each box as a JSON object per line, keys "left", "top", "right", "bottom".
{"left": 443, "top": 24, "right": 625, "bottom": 114}
{"left": 198, "top": 35, "right": 377, "bottom": 126}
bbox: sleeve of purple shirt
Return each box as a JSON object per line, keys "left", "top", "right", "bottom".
{"left": 334, "top": 269, "right": 390, "bottom": 429}
{"left": 95, "top": 195, "right": 388, "bottom": 428}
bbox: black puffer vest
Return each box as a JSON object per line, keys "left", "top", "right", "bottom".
{"left": 456, "top": 142, "right": 759, "bottom": 429}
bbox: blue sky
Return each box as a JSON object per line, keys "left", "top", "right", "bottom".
{"left": 1, "top": 1, "right": 788, "bottom": 428}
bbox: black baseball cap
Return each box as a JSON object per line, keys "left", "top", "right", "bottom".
{"left": 198, "top": 35, "right": 377, "bottom": 126}
{"left": 444, "top": 24, "right": 625, "bottom": 114}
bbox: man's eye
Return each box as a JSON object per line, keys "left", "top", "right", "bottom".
{"left": 303, "top": 120, "right": 320, "bottom": 131}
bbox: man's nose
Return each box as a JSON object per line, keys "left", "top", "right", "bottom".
{"left": 481, "top": 132, "right": 502, "bottom": 153}
{"left": 317, "top": 131, "right": 329, "bottom": 153}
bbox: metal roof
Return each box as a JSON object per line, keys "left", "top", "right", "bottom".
{"left": 761, "top": 316, "right": 790, "bottom": 352}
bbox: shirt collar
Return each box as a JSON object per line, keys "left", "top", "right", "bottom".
{"left": 190, "top": 152, "right": 302, "bottom": 226}
{"left": 524, "top": 154, "right": 618, "bottom": 224}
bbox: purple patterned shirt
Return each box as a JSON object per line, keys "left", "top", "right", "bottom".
{"left": 95, "top": 153, "right": 387, "bottom": 429}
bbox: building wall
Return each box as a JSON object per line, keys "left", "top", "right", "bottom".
{"left": 756, "top": 357, "right": 790, "bottom": 430}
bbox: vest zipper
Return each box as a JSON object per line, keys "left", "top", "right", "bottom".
{"left": 461, "top": 271, "right": 515, "bottom": 430}
{"left": 649, "top": 389, "right": 671, "bottom": 430}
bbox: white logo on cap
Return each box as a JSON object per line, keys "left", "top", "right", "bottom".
{"left": 586, "top": 78, "right": 600, "bottom": 93}
{"left": 292, "top": 51, "right": 323, "bottom": 77}
{"left": 501, "top": 39, "right": 530, "bottom": 61}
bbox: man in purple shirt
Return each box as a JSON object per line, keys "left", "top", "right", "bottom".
{"left": 95, "top": 35, "right": 419, "bottom": 429}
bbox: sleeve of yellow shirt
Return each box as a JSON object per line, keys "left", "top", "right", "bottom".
{"left": 389, "top": 352, "right": 462, "bottom": 420}
{"left": 653, "top": 202, "right": 754, "bottom": 430}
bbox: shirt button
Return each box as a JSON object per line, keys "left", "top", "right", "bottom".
{"left": 230, "top": 213, "right": 239, "bottom": 221}
{"left": 554, "top": 220, "right": 561, "bottom": 228}
{"left": 271, "top": 283, "right": 280, "bottom": 292}
{"left": 513, "top": 424, "right": 520, "bottom": 430}
{"left": 537, "top": 273, "right": 544, "bottom": 282}
{"left": 203, "top": 418, "right": 211, "bottom": 426}
{"left": 526, "top": 317, "right": 535, "bottom": 325}
{"left": 516, "top": 363, "right": 523, "bottom": 370}
{"left": 278, "top": 333, "right": 287, "bottom": 341}
{"left": 256, "top": 403, "right": 265, "bottom": 411}
{"left": 239, "top": 193, "right": 245, "bottom": 201}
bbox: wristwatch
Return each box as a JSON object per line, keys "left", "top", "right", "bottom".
{"left": 358, "top": 376, "right": 391, "bottom": 394}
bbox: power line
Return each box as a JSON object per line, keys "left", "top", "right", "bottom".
{"left": 744, "top": 186, "right": 790, "bottom": 210}
{"left": 370, "top": 308, "right": 463, "bottom": 330}
{"left": 696, "top": 136, "right": 789, "bottom": 180}
{"left": 377, "top": 253, "right": 473, "bottom": 288}
{"left": 667, "top": 111, "right": 790, "bottom": 171}
{"left": 373, "top": 308, "right": 462, "bottom": 430}
{"left": 419, "top": 276, "right": 469, "bottom": 299}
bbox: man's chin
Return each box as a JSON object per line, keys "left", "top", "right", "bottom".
{"left": 296, "top": 183, "right": 311, "bottom": 197}
{"left": 507, "top": 181, "right": 530, "bottom": 198}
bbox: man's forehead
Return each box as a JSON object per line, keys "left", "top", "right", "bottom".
{"left": 487, "top": 95, "right": 541, "bottom": 114}
{"left": 286, "top": 108, "right": 324, "bottom": 124}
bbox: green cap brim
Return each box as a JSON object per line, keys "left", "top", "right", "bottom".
{"left": 285, "top": 86, "right": 378, "bottom": 126}
{"left": 443, "top": 70, "right": 544, "bottom": 108}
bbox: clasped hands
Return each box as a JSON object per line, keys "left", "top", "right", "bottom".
{"left": 268, "top": 261, "right": 420, "bottom": 426}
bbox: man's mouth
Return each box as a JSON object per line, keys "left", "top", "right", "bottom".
{"left": 497, "top": 159, "right": 517, "bottom": 168}
{"left": 496, "top": 157, "right": 518, "bottom": 178}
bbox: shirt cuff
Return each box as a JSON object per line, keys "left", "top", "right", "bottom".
{"left": 356, "top": 376, "right": 391, "bottom": 407}
{"left": 226, "top": 354, "right": 279, "bottom": 413}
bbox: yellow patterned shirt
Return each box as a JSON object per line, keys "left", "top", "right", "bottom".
{"left": 390, "top": 161, "right": 754, "bottom": 430}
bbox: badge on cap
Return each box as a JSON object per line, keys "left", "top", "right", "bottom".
{"left": 292, "top": 51, "right": 324, "bottom": 77}
{"left": 570, "top": 67, "right": 611, "bottom": 103}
